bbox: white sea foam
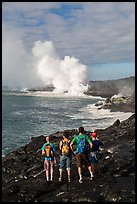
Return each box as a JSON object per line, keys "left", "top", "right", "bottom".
{"left": 69, "top": 103, "right": 133, "bottom": 131}
{"left": 5, "top": 90, "right": 105, "bottom": 99}
{"left": 3, "top": 92, "right": 133, "bottom": 156}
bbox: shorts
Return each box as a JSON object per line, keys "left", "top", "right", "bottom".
{"left": 88, "top": 152, "right": 98, "bottom": 164}
{"left": 59, "top": 155, "right": 71, "bottom": 170}
{"left": 76, "top": 153, "right": 90, "bottom": 168}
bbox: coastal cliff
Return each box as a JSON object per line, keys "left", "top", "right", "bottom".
{"left": 86, "top": 76, "right": 135, "bottom": 113}
{"left": 86, "top": 76, "right": 135, "bottom": 98}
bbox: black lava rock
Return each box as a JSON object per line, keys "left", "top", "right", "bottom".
{"left": 2, "top": 114, "right": 135, "bottom": 202}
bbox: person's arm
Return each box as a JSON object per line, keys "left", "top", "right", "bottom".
{"left": 41, "top": 144, "right": 45, "bottom": 155}
{"left": 53, "top": 156, "right": 56, "bottom": 164}
{"left": 70, "top": 141, "right": 74, "bottom": 152}
{"left": 89, "top": 142, "right": 92, "bottom": 148}
{"left": 42, "top": 150, "right": 45, "bottom": 155}
{"left": 59, "top": 140, "right": 62, "bottom": 151}
{"left": 70, "top": 137, "right": 77, "bottom": 153}
{"left": 86, "top": 136, "right": 92, "bottom": 148}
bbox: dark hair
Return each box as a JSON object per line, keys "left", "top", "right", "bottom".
{"left": 63, "top": 130, "right": 69, "bottom": 138}
{"left": 78, "top": 127, "right": 84, "bottom": 134}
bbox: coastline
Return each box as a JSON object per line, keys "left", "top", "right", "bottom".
{"left": 2, "top": 113, "right": 135, "bottom": 202}
{"left": 2, "top": 91, "right": 134, "bottom": 158}
{"left": 2, "top": 76, "right": 135, "bottom": 201}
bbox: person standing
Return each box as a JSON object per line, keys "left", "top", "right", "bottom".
{"left": 59, "top": 130, "right": 72, "bottom": 182}
{"left": 70, "top": 127, "right": 93, "bottom": 183}
{"left": 88, "top": 132, "right": 103, "bottom": 177}
{"left": 41, "top": 136, "right": 56, "bottom": 182}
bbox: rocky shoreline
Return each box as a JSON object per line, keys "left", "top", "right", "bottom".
{"left": 2, "top": 76, "right": 135, "bottom": 202}
{"left": 2, "top": 113, "right": 135, "bottom": 202}
{"left": 87, "top": 76, "right": 135, "bottom": 113}
{"left": 95, "top": 95, "right": 135, "bottom": 113}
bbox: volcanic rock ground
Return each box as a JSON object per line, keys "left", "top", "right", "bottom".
{"left": 2, "top": 113, "right": 135, "bottom": 202}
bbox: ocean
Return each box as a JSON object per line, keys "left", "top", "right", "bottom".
{"left": 2, "top": 91, "right": 133, "bottom": 157}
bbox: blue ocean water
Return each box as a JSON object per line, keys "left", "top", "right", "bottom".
{"left": 2, "top": 91, "right": 132, "bottom": 157}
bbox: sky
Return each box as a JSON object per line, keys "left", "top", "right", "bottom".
{"left": 2, "top": 2, "right": 135, "bottom": 90}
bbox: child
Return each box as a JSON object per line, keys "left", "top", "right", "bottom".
{"left": 59, "top": 130, "right": 72, "bottom": 182}
{"left": 41, "top": 136, "right": 56, "bottom": 182}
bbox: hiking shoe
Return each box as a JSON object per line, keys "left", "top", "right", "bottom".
{"left": 90, "top": 172, "right": 94, "bottom": 180}
{"left": 79, "top": 179, "right": 83, "bottom": 183}
{"left": 59, "top": 177, "right": 62, "bottom": 182}
{"left": 68, "top": 178, "right": 71, "bottom": 183}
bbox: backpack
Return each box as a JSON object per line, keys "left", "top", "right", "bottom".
{"left": 44, "top": 143, "right": 54, "bottom": 158}
{"left": 61, "top": 139, "right": 71, "bottom": 156}
{"left": 77, "top": 135, "right": 88, "bottom": 153}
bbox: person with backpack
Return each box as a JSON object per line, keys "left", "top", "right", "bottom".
{"left": 88, "top": 132, "right": 103, "bottom": 177}
{"left": 41, "top": 135, "right": 56, "bottom": 182}
{"left": 70, "top": 127, "right": 93, "bottom": 183}
{"left": 59, "top": 130, "right": 72, "bottom": 183}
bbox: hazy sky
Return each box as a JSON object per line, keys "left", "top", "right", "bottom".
{"left": 2, "top": 2, "right": 135, "bottom": 88}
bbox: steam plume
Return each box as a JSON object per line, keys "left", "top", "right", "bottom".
{"left": 32, "top": 41, "right": 88, "bottom": 95}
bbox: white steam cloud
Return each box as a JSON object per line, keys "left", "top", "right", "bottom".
{"left": 2, "top": 24, "right": 43, "bottom": 89}
{"left": 32, "top": 41, "right": 88, "bottom": 95}
{"left": 2, "top": 24, "right": 88, "bottom": 95}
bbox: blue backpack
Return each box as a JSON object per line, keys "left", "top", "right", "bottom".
{"left": 77, "top": 135, "right": 88, "bottom": 153}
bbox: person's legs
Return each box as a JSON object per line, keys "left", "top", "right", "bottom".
{"left": 91, "top": 164, "right": 95, "bottom": 175}
{"left": 76, "top": 154, "right": 83, "bottom": 183}
{"left": 90, "top": 154, "right": 100, "bottom": 176}
{"left": 59, "top": 169, "right": 63, "bottom": 181}
{"left": 44, "top": 160, "right": 50, "bottom": 181}
{"left": 88, "top": 152, "right": 95, "bottom": 173}
{"left": 66, "top": 157, "right": 71, "bottom": 182}
{"left": 67, "top": 168, "right": 71, "bottom": 182}
{"left": 82, "top": 154, "right": 94, "bottom": 180}
{"left": 50, "top": 160, "right": 54, "bottom": 181}
{"left": 59, "top": 155, "right": 65, "bottom": 181}
{"left": 88, "top": 164, "right": 94, "bottom": 179}
{"left": 78, "top": 167, "right": 82, "bottom": 180}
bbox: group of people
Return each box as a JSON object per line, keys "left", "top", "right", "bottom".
{"left": 41, "top": 127, "right": 102, "bottom": 184}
